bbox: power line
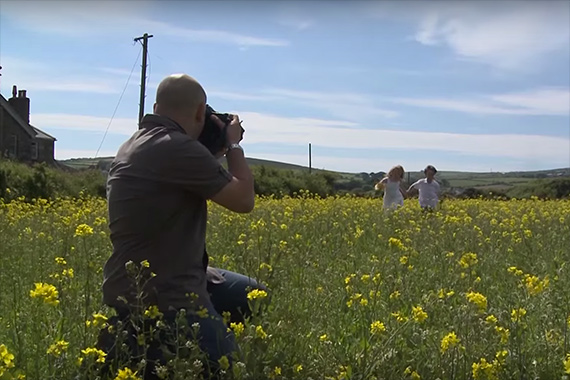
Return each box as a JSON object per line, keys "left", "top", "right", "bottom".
{"left": 95, "top": 46, "right": 142, "bottom": 159}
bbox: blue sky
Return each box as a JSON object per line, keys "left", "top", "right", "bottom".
{"left": 0, "top": 0, "right": 569, "bottom": 173}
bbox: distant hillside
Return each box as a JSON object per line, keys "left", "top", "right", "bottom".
{"left": 58, "top": 156, "right": 315, "bottom": 172}
{"left": 57, "top": 156, "right": 569, "bottom": 195}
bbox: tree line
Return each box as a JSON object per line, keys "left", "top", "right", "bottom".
{"left": 1, "top": 159, "right": 569, "bottom": 202}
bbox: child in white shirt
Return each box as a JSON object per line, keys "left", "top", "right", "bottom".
{"left": 407, "top": 165, "right": 440, "bottom": 210}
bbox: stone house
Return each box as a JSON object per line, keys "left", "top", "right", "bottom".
{"left": 0, "top": 85, "right": 56, "bottom": 164}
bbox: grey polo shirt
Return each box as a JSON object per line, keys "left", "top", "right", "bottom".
{"left": 102, "top": 114, "right": 232, "bottom": 312}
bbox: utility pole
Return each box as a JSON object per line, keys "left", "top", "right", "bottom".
{"left": 308, "top": 143, "right": 312, "bottom": 173}
{"left": 134, "top": 33, "right": 153, "bottom": 128}
{"left": 0, "top": 66, "right": 3, "bottom": 154}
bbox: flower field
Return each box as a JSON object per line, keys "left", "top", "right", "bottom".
{"left": 0, "top": 193, "right": 569, "bottom": 379}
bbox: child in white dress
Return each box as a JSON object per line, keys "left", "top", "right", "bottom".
{"left": 375, "top": 165, "right": 406, "bottom": 210}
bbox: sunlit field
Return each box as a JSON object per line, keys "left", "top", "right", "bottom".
{"left": 1, "top": 193, "right": 569, "bottom": 379}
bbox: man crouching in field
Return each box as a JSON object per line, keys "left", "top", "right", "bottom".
{"left": 97, "top": 74, "right": 256, "bottom": 379}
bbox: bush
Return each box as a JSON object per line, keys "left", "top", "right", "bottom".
{"left": 507, "top": 178, "right": 570, "bottom": 199}
{"left": 0, "top": 159, "right": 106, "bottom": 201}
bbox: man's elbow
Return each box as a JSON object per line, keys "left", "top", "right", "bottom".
{"left": 235, "top": 195, "right": 255, "bottom": 213}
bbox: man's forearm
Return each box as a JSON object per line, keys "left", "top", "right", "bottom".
{"left": 226, "top": 149, "right": 254, "bottom": 185}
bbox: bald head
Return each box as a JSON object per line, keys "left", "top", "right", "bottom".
{"left": 153, "top": 74, "right": 207, "bottom": 136}
{"left": 155, "top": 74, "right": 206, "bottom": 113}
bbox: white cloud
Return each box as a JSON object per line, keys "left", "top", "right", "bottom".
{"left": 236, "top": 111, "right": 569, "bottom": 163}
{"left": 38, "top": 110, "right": 569, "bottom": 170}
{"left": 250, "top": 153, "right": 535, "bottom": 174}
{"left": 489, "top": 89, "right": 570, "bottom": 116}
{"left": 55, "top": 149, "right": 119, "bottom": 160}
{"left": 0, "top": 56, "right": 124, "bottom": 95}
{"left": 31, "top": 114, "right": 138, "bottom": 135}
{"left": 98, "top": 67, "right": 136, "bottom": 77}
{"left": 20, "top": 80, "right": 120, "bottom": 94}
{"left": 412, "top": 1, "right": 570, "bottom": 70}
{"left": 32, "top": 111, "right": 570, "bottom": 164}
{"left": 392, "top": 88, "right": 570, "bottom": 116}
{"left": 146, "top": 21, "right": 289, "bottom": 47}
{"left": 261, "top": 88, "right": 399, "bottom": 119}
{"left": 1, "top": 1, "right": 288, "bottom": 48}
{"left": 207, "top": 91, "right": 282, "bottom": 102}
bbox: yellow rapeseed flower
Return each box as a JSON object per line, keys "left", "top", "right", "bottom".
{"left": 485, "top": 315, "right": 498, "bottom": 324}
{"left": 247, "top": 289, "right": 268, "bottom": 300}
{"left": 412, "top": 306, "right": 428, "bottom": 323}
{"left": 74, "top": 224, "right": 93, "bottom": 237}
{"left": 144, "top": 306, "right": 163, "bottom": 320}
{"left": 511, "top": 308, "right": 527, "bottom": 323}
{"left": 47, "top": 340, "right": 69, "bottom": 357}
{"left": 564, "top": 354, "right": 570, "bottom": 374}
{"left": 256, "top": 325, "right": 268, "bottom": 340}
{"left": 441, "top": 331, "right": 460, "bottom": 353}
{"left": 466, "top": 291, "right": 487, "bottom": 313}
{"left": 55, "top": 257, "right": 67, "bottom": 265}
{"left": 472, "top": 358, "right": 497, "bottom": 380}
{"left": 114, "top": 367, "right": 141, "bottom": 380}
{"left": 388, "top": 237, "right": 405, "bottom": 250}
{"left": 495, "top": 326, "right": 510, "bottom": 344}
{"left": 370, "top": 320, "right": 386, "bottom": 335}
{"left": 0, "top": 344, "right": 15, "bottom": 376}
{"left": 79, "top": 347, "right": 106, "bottom": 364}
{"left": 218, "top": 356, "right": 230, "bottom": 371}
{"left": 196, "top": 307, "right": 209, "bottom": 318}
{"left": 230, "top": 322, "right": 244, "bottom": 337}
{"left": 459, "top": 252, "right": 478, "bottom": 268}
{"left": 29, "top": 283, "right": 59, "bottom": 306}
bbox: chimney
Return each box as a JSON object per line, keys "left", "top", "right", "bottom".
{"left": 8, "top": 85, "right": 30, "bottom": 125}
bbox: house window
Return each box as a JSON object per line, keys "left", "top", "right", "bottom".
{"left": 8, "top": 134, "right": 18, "bottom": 157}
{"left": 31, "top": 141, "right": 39, "bottom": 160}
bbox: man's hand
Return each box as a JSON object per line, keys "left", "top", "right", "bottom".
{"left": 226, "top": 114, "right": 243, "bottom": 146}
{"left": 209, "top": 112, "right": 255, "bottom": 213}
{"left": 211, "top": 114, "right": 244, "bottom": 158}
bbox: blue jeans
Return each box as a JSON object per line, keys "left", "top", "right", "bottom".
{"left": 207, "top": 268, "right": 268, "bottom": 324}
{"left": 95, "top": 269, "right": 266, "bottom": 379}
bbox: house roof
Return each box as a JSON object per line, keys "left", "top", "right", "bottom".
{"left": 31, "top": 126, "right": 57, "bottom": 141}
{"left": 0, "top": 94, "right": 56, "bottom": 141}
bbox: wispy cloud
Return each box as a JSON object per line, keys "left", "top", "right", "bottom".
{"left": 1, "top": 1, "right": 289, "bottom": 48}
{"left": 31, "top": 114, "right": 138, "bottom": 135}
{"left": 261, "top": 88, "right": 399, "bottom": 120}
{"left": 33, "top": 111, "right": 570, "bottom": 165}
{"left": 391, "top": 88, "right": 570, "bottom": 116}
{"left": 55, "top": 149, "right": 119, "bottom": 160}
{"left": 19, "top": 80, "right": 120, "bottom": 94}
{"left": 1, "top": 56, "right": 123, "bottom": 95}
{"left": 97, "top": 67, "right": 136, "bottom": 77}
{"left": 412, "top": 1, "right": 570, "bottom": 70}
{"left": 237, "top": 111, "right": 569, "bottom": 163}
{"left": 251, "top": 153, "right": 541, "bottom": 174}
{"left": 208, "top": 91, "right": 282, "bottom": 102}
{"left": 146, "top": 21, "right": 289, "bottom": 47}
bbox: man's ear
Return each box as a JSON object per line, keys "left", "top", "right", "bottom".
{"left": 153, "top": 103, "right": 158, "bottom": 113}
{"left": 195, "top": 102, "right": 206, "bottom": 126}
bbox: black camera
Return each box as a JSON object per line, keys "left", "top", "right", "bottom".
{"left": 198, "top": 104, "right": 244, "bottom": 155}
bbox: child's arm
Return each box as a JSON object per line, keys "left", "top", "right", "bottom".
{"left": 375, "top": 177, "right": 388, "bottom": 190}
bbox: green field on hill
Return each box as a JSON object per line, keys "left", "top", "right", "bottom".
{"left": 58, "top": 157, "right": 569, "bottom": 193}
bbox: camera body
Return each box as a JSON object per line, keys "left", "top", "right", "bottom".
{"left": 198, "top": 104, "right": 244, "bottom": 155}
